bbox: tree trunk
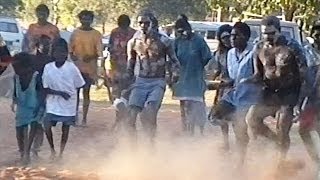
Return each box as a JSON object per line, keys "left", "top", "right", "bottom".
{"left": 284, "top": 3, "right": 297, "bottom": 21}
{"left": 102, "top": 21, "right": 106, "bottom": 35}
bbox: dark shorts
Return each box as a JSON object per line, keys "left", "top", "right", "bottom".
{"left": 209, "top": 100, "right": 235, "bottom": 120}
{"left": 44, "top": 113, "right": 76, "bottom": 127}
{"left": 262, "top": 87, "right": 299, "bottom": 106}
{"left": 81, "top": 73, "right": 94, "bottom": 89}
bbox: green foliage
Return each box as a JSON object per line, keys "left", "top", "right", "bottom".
{"left": 1, "top": 0, "right": 318, "bottom": 32}
{"left": 17, "top": 0, "right": 207, "bottom": 29}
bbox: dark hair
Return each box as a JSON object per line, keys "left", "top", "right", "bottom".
{"left": 261, "top": 16, "right": 281, "bottom": 31}
{"left": 137, "top": 10, "right": 158, "bottom": 29}
{"left": 178, "top": 14, "right": 188, "bottom": 21}
{"left": 138, "top": 9, "right": 154, "bottom": 18}
{"left": 174, "top": 18, "right": 191, "bottom": 31}
{"left": 13, "top": 52, "right": 33, "bottom": 68}
{"left": 51, "top": 38, "right": 68, "bottom": 53}
{"left": 35, "top": 4, "right": 49, "bottom": 14}
{"left": 118, "top": 14, "right": 131, "bottom": 28}
{"left": 233, "top": 22, "right": 251, "bottom": 41}
{"left": 216, "top": 24, "right": 232, "bottom": 51}
{"left": 217, "top": 24, "right": 232, "bottom": 41}
{"left": 78, "top": 10, "right": 94, "bottom": 19}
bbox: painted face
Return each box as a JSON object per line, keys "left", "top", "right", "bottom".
{"left": 230, "top": 28, "right": 247, "bottom": 49}
{"left": 36, "top": 10, "right": 49, "bottom": 22}
{"left": 80, "top": 15, "right": 93, "bottom": 28}
{"left": 261, "top": 25, "right": 280, "bottom": 43}
{"left": 137, "top": 16, "right": 152, "bottom": 33}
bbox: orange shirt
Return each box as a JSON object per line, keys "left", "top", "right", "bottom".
{"left": 69, "top": 28, "right": 103, "bottom": 79}
{"left": 27, "top": 23, "right": 60, "bottom": 42}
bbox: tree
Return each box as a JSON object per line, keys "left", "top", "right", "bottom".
{"left": 0, "top": 0, "right": 19, "bottom": 16}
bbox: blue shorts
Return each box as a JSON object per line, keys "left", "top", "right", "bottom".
{"left": 44, "top": 113, "right": 76, "bottom": 127}
{"left": 128, "top": 77, "right": 166, "bottom": 109}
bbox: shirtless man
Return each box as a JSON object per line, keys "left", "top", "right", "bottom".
{"left": 245, "top": 16, "right": 307, "bottom": 166}
{"left": 125, "top": 11, "right": 180, "bottom": 143}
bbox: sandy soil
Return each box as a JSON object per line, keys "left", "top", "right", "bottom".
{"left": 0, "top": 88, "right": 318, "bottom": 180}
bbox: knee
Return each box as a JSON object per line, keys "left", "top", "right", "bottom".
{"left": 127, "top": 106, "right": 140, "bottom": 124}
{"left": 279, "top": 106, "right": 293, "bottom": 118}
{"left": 246, "top": 107, "right": 260, "bottom": 128}
{"left": 145, "top": 102, "right": 158, "bottom": 115}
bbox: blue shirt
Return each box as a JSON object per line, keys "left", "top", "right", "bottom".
{"left": 222, "top": 46, "right": 261, "bottom": 107}
{"left": 173, "top": 34, "right": 212, "bottom": 101}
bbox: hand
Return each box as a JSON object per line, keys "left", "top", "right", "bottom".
{"left": 293, "top": 105, "right": 301, "bottom": 117}
{"left": 207, "top": 82, "right": 220, "bottom": 90}
{"left": 11, "top": 103, "right": 15, "bottom": 112}
{"left": 60, "top": 92, "right": 71, "bottom": 100}
{"left": 171, "top": 72, "right": 179, "bottom": 84}
{"left": 239, "top": 78, "right": 248, "bottom": 84}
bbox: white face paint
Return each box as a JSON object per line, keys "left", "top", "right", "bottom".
{"left": 137, "top": 16, "right": 153, "bottom": 34}
{"left": 261, "top": 25, "right": 280, "bottom": 43}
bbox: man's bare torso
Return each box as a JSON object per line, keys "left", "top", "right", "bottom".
{"left": 132, "top": 31, "right": 169, "bottom": 78}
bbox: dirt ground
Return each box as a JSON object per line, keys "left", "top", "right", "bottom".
{"left": 0, "top": 88, "right": 318, "bottom": 180}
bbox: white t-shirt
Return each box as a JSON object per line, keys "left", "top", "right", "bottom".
{"left": 42, "top": 61, "right": 85, "bottom": 116}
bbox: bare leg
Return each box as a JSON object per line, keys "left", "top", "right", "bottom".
{"left": 32, "top": 122, "right": 44, "bottom": 157}
{"left": 82, "top": 87, "right": 90, "bottom": 126}
{"left": 220, "top": 122, "right": 230, "bottom": 151}
{"left": 246, "top": 105, "right": 278, "bottom": 141}
{"left": 76, "top": 88, "right": 81, "bottom": 124}
{"left": 16, "top": 125, "right": 26, "bottom": 159}
{"left": 23, "top": 122, "right": 38, "bottom": 164}
{"left": 232, "top": 110, "right": 249, "bottom": 167}
{"left": 59, "top": 124, "right": 70, "bottom": 158}
{"left": 184, "top": 101, "right": 196, "bottom": 136}
{"left": 141, "top": 102, "right": 158, "bottom": 144}
{"left": 126, "top": 106, "right": 140, "bottom": 145}
{"left": 180, "top": 101, "right": 187, "bottom": 132}
{"left": 44, "top": 122, "right": 56, "bottom": 159}
{"left": 276, "top": 106, "right": 293, "bottom": 162}
{"left": 299, "top": 127, "right": 320, "bottom": 162}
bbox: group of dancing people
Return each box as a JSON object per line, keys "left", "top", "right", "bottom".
{"left": 1, "top": 4, "right": 320, "bottom": 178}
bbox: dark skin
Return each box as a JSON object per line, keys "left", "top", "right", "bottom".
{"left": 36, "top": 10, "right": 49, "bottom": 26}
{"left": 245, "top": 25, "right": 302, "bottom": 166}
{"left": 218, "top": 28, "right": 248, "bottom": 88}
{"left": 44, "top": 45, "right": 71, "bottom": 159}
{"left": 71, "top": 14, "right": 101, "bottom": 126}
{"left": 12, "top": 61, "right": 39, "bottom": 164}
{"left": 126, "top": 15, "right": 180, "bottom": 142}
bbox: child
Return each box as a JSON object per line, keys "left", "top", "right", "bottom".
{"left": 42, "top": 38, "right": 85, "bottom": 159}
{"left": 11, "top": 53, "right": 41, "bottom": 164}
{"left": 69, "top": 10, "right": 104, "bottom": 126}
{"left": 31, "top": 34, "right": 53, "bottom": 158}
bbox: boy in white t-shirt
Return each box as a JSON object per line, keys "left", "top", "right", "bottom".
{"left": 42, "top": 38, "right": 85, "bottom": 159}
